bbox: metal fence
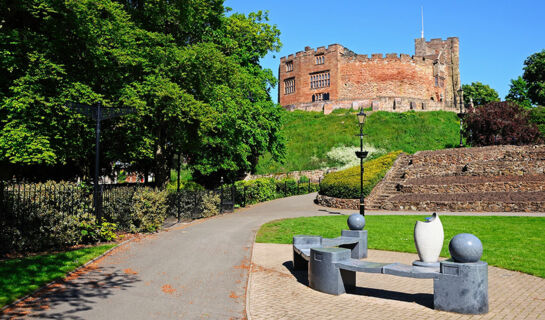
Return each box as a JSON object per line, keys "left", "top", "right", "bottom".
{"left": 0, "top": 179, "right": 320, "bottom": 225}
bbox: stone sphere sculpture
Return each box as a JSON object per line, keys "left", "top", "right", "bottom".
{"left": 347, "top": 213, "right": 365, "bottom": 230}
{"left": 449, "top": 233, "right": 483, "bottom": 263}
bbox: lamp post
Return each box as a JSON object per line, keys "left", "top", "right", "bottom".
{"left": 355, "top": 108, "right": 368, "bottom": 216}
{"left": 457, "top": 88, "right": 465, "bottom": 147}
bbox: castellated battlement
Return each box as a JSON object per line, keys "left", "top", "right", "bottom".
{"left": 278, "top": 37, "right": 461, "bottom": 114}
{"left": 280, "top": 44, "right": 345, "bottom": 62}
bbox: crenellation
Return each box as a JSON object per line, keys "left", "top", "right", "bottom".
{"left": 371, "top": 53, "right": 384, "bottom": 59}
{"left": 386, "top": 53, "right": 399, "bottom": 60}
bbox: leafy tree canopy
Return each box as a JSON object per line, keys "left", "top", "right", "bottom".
{"left": 523, "top": 49, "right": 545, "bottom": 106}
{"left": 463, "top": 101, "right": 542, "bottom": 146}
{"left": 506, "top": 76, "right": 533, "bottom": 109}
{"left": 0, "top": 0, "right": 285, "bottom": 186}
{"left": 462, "top": 82, "right": 500, "bottom": 107}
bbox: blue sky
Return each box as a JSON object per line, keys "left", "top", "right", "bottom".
{"left": 225, "top": 0, "right": 545, "bottom": 103}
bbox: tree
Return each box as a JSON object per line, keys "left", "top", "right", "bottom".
{"left": 529, "top": 106, "right": 545, "bottom": 139}
{"left": 505, "top": 76, "right": 532, "bottom": 109}
{"left": 463, "top": 101, "right": 542, "bottom": 146}
{"left": 462, "top": 82, "right": 500, "bottom": 106}
{"left": 0, "top": 0, "right": 285, "bottom": 187}
{"left": 523, "top": 49, "right": 545, "bottom": 106}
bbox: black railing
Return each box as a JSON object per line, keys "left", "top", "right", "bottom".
{"left": 0, "top": 178, "right": 321, "bottom": 225}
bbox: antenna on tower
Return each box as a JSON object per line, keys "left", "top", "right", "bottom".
{"left": 421, "top": 6, "right": 424, "bottom": 39}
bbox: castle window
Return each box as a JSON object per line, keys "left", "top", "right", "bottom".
{"left": 284, "top": 77, "right": 295, "bottom": 94}
{"left": 310, "top": 71, "right": 330, "bottom": 89}
{"left": 315, "top": 55, "right": 324, "bottom": 65}
{"left": 286, "top": 61, "right": 293, "bottom": 72}
{"left": 312, "top": 92, "right": 329, "bottom": 102}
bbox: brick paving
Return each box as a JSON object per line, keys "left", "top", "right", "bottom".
{"left": 248, "top": 243, "right": 545, "bottom": 320}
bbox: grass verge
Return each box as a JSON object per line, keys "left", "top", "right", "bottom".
{"left": 0, "top": 244, "right": 116, "bottom": 308}
{"left": 256, "top": 215, "right": 545, "bottom": 278}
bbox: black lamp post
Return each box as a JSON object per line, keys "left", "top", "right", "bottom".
{"left": 457, "top": 88, "right": 465, "bottom": 147}
{"left": 355, "top": 108, "right": 368, "bottom": 216}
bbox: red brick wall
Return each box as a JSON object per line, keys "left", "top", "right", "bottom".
{"left": 278, "top": 37, "right": 460, "bottom": 112}
{"left": 279, "top": 44, "right": 342, "bottom": 106}
{"left": 338, "top": 54, "right": 440, "bottom": 101}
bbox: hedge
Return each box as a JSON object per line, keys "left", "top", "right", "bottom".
{"left": 319, "top": 151, "right": 402, "bottom": 199}
{"left": 234, "top": 177, "right": 319, "bottom": 206}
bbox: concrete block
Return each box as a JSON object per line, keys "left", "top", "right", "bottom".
{"left": 434, "top": 260, "right": 488, "bottom": 314}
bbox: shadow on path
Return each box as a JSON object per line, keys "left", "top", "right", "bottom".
{"left": 1, "top": 266, "right": 140, "bottom": 319}
{"left": 281, "top": 261, "right": 433, "bottom": 309}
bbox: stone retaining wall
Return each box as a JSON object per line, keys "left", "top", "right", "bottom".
{"left": 399, "top": 181, "right": 545, "bottom": 194}
{"left": 315, "top": 194, "right": 360, "bottom": 210}
{"left": 382, "top": 200, "right": 545, "bottom": 213}
{"left": 244, "top": 168, "right": 336, "bottom": 183}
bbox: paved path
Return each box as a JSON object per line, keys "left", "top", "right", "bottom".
{"left": 248, "top": 244, "right": 545, "bottom": 320}
{"left": 1, "top": 193, "right": 348, "bottom": 319}
{"left": 2, "top": 192, "right": 544, "bottom": 319}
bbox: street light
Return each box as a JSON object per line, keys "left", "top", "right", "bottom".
{"left": 355, "top": 108, "right": 368, "bottom": 216}
{"left": 457, "top": 88, "right": 465, "bottom": 147}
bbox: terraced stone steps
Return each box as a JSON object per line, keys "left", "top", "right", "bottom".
{"left": 368, "top": 145, "right": 545, "bottom": 212}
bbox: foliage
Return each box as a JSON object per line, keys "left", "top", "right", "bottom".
{"left": 463, "top": 101, "right": 542, "bottom": 146}
{"left": 0, "top": 244, "right": 115, "bottom": 308}
{"left": 0, "top": 0, "right": 284, "bottom": 186}
{"left": 326, "top": 144, "right": 385, "bottom": 170}
{"left": 256, "top": 215, "right": 545, "bottom": 278}
{"left": 506, "top": 76, "right": 533, "bottom": 109}
{"left": 529, "top": 106, "right": 545, "bottom": 138}
{"left": 256, "top": 110, "right": 460, "bottom": 174}
{"left": 234, "top": 177, "right": 319, "bottom": 206}
{"left": 523, "top": 49, "right": 545, "bottom": 106}
{"left": 462, "top": 82, "right": 500, "bottom": 106}
{"left": 131, "top": 188, "right": 169, "bottom": 233}
{"left": 0, "top": 181, "right": 91, "bottom": 254}
{"left": 201, "top": 192, "right": 221, "bottom": 218}
{"left": 319, "top": 151, "right": 402, "bottom": 199}
{"left": 78, "top": 213, "right": 118, "bottom": 243}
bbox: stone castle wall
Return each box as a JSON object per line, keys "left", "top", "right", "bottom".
{"left": 279, "top": 37, "right": 461, "bottom": 114}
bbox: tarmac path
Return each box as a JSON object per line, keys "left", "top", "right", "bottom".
{"left": 2, "top": 192, "right": 543, "bottom": 319}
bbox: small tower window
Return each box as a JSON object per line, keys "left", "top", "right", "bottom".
{"left": 315, "top": 55, "right": 324, "bottom": 65}
{"left": 286, "top": 61, "right": 293, "bottom": 72}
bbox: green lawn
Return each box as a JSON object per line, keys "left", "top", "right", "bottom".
{"left": 256, "top": 215, "right": 545, "bottom": 278}
{"left": 0, "top": 244, "right": 116, "bottom": 308}
{"left": 255, "top": 109, "right": 461, "bottom": 174}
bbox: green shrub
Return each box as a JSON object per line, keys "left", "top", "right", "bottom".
{"left": 0, "top": 181, "right": 91, "bottom": 254}
{"left": 529, "top": 106, "right": 545, "bottom": 138}
{"left": 78, "top": 213, "right": 118, "bottom": 243}
{"left": 131, "top": 188, "right": 169, "bottom": 233}
{"left": 201, "top": 191, "right": 220, "bottom": 217}
{"left": 319, "top": 151, "right": 402, "bottom": 199}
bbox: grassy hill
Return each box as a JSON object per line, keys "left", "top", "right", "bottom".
{"left": 255, "top": 109, "right": 461, "bottom": 174}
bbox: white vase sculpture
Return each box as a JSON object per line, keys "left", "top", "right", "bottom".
{"left": 413, "top": 212, "right": 444, "bottom": 267}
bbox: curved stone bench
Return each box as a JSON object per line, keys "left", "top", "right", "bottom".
{"left": 293, "top": 230, "right": 368, "bottom": 270}
{"left": 307, "top": 247, "right": 488, "bottom": 315}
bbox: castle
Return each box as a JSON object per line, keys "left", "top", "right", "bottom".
{"left": 278, "top": 37, "right": 462, "bottom": 114}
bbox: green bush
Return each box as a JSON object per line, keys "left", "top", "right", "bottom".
{"left": 0, "top": 181, "right": 90, "bottom": 254}
{"left": 319, "top": 151, "right": 402, "bottom": 199}
{"left": 529, "top": 106, "right": 545, "bottom": 138}
{"left": 131, "top": 188, "right": 169, "bottom": 233}
{"left": 233, "top": 177, "right": 319, "bottom": 206}
{"left": 78, "top": 213, "right": 118, "bottom": 243}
